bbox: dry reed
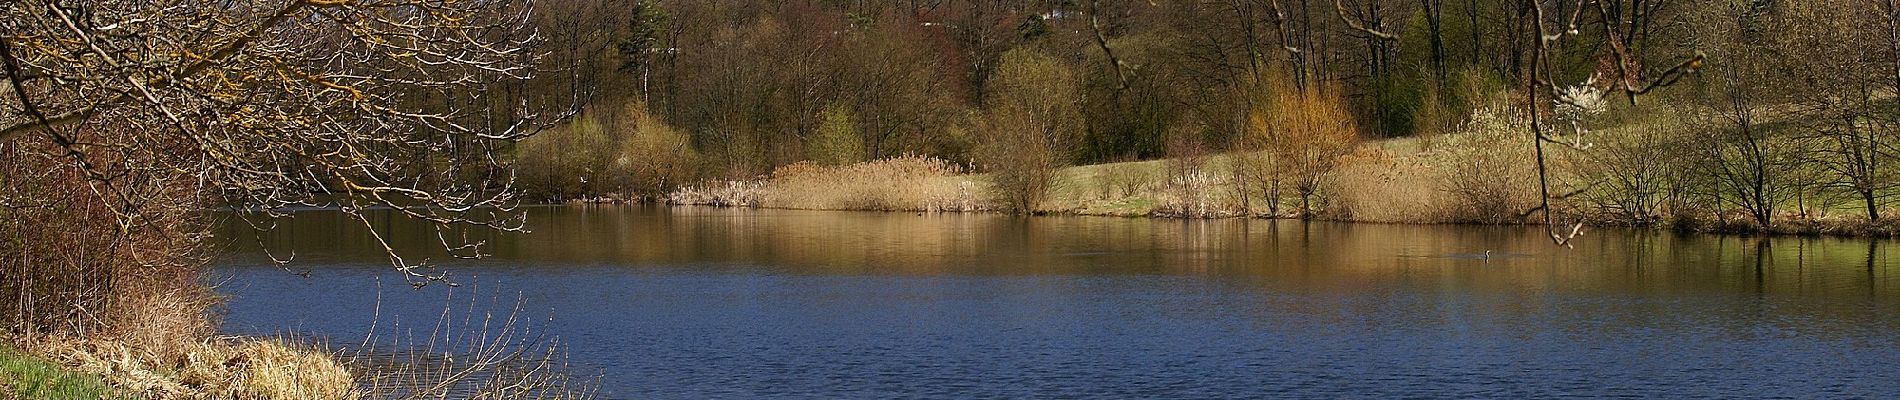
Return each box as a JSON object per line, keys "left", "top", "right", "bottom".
{"left": 344, "top": 287, "right": 597, "bottom": 400}
{"left": 671, "top": 155, "right": 983, "bottom": 212}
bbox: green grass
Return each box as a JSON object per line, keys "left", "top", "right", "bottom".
{"left": 0, "top": 348, "right": 126, "bottom": 400}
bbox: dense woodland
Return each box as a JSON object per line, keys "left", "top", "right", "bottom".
{"left": 505, "top": 0, "right": 1898, "bottom": 234}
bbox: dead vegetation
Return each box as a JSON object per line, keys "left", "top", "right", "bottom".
{"left": 20, "top": 337, "right": 353, "bottom": 400}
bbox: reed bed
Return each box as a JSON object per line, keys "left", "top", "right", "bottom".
{"left": 763, "top": 155, "right": 979, "bottom": 212}
{"left": 672, "top": 155, "right": 984, "bottom": 212}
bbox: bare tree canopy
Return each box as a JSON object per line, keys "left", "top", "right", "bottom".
{"left": 0, "top": 0, "right": 559, "bottom": 284}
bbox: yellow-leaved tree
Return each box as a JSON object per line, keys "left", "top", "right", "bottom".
{"left": 1250, "top": 81, "right": 1360, "bottom": 219}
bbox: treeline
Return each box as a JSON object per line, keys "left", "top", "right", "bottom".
{"left": 513, "top": 0, "right": 1544, "bottom": 191}
{"left": 510, "top": 0, "right": 1900, "bottom": 232}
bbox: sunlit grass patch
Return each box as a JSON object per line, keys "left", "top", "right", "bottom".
{"left": 1, "top": 347, "right": 125, "bottom": 400}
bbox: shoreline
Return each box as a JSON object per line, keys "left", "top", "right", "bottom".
{"left": 553, "top": 200, "right": 1900, "bottom": 240}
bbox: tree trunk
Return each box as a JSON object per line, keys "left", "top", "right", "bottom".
{"left": 1268, "top": 179, "right": 1282, "bottom": 217}
{"left": 1864, "top": 188, "right": 1882, "bottom": 222}
{"left": 1299, "top": 192, "right": 1312, "bottom": 220}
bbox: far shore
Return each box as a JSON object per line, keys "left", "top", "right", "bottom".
{"left": 551, "top": 138, "right": 1899, "bottom": 240}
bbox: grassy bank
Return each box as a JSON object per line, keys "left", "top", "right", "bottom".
{"left": 2, "top": 338, "right": 356, "bottom": 400}
{"left": 2, "top": 348, "right": 124, "bottom": 400}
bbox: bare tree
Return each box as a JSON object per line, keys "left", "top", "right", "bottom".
{"left": 1518, "top": 0, "right": 1701, "bottom": 245}
{"left": 1683, "top": 0, "right": 1799, "bottom": 230}
{"left": 976, "top": 48, "right": 1083, "bottom": 213}
{"left": 0, "top": 0, "right": 560, "bottom": 285}
{"left": 1782, "top": 0, "right": 1899, "bottom": 221}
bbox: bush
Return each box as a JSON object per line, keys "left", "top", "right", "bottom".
{"left": 975, "top": 48, "right": 1083, "bottom": 213}
{"left": 518, "top": 101, "right": 700, "bottom": 202}
{"left": 614, "top": 103, "right": 702, "bottom": 201}
{"left": 1573, "top": 117, "right": 1694, "bottom": 225}
{"left": 1252, "top": 81, "right": 1360, "bottom": 218}
{"left": 515, "top": 116, "right": 615, "bottom": 201}
{"left": 805, "top": 103, "right": 865, "bottom": 166}
{"left": 1427, "top": 107, "right": 1542, "bottom": 224}
{"left": 1, "top": 136, "right": 213, "bottom": 351}
{"left": 979, "top": 134, "right": 1062, "bottom": 213}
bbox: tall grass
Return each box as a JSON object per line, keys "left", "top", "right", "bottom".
{"left": 652, "top": 94, "right": 1895, "bottom": 237}
{"left": 669, "top": 156, "right": 983, "bottom": 212}
{"left": 763, "top": 155, "right": 978, "bottom": 212}
{"left": 1323, "top": 148, "right": 1455, "bottom": 223}
{"left": 344, "top": 287, "right": 596, "bottom": 400}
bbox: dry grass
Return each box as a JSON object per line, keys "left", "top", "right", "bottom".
{"left": 667, "top": 180, "right": 766, "bottom": 207}
{"left": 674, "top": 155, "right": 983, "bottom": 212}
{"left": 178, "top": 340, "right": 356, "bottom": 400}
{"left": 661, "top": 132, "right": 1550, "bottom": 224}
{"left": 345, "top": 291, "right": 597, "bottom": 400}
{"left": 20, "top": 337, "right": 354, "bottom": 400}
{"left": 1322, "top": 147, "right": 1455, "bottom": 223}
{"left": 653, "top": 103, "right": 1894, "bottom": 238}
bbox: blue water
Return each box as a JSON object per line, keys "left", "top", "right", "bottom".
{"left": 214, "top": 206, "right": 1900, "bottom": 398}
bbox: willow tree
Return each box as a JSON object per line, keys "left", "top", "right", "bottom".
{"left": 1250, "top": 80, "right": 1359, "bottom": 219}
{"left": 0, "top": 0, "right": 557, "bottom": 290}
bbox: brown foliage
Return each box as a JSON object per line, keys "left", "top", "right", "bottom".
{"left": 762, "top": 156, "right": 974, "bottom": 212}
{"left": 0, "top": 135, "right": 212, "bottom": 352}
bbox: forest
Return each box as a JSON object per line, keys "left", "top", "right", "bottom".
{"left": 508, "top": 0, "right": 1899, "bottom": 237}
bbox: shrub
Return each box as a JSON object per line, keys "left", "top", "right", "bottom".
{"left": 1573, "top": 118, "right": 1694, "bottom": 225}
{"left": 974, "top": 48, "right": 1083, "bottom": 213}
{"left": 519, "top": 101, "right": 700, "bottom": 202}
{"left": 1252, "top": 81, "right": 1360, "bottom": 218}
{"left": 805, "top": 103, "right": 865, "bottom": 167}
{"left": 1427, "top": 107, "right": 1542, "bottom": 224}
{"left": 1, "top": 136, "right": 213, "bottom": 351}
{"left": 1094, "top": 160, "right": 1155, "bottom": 200}
{"left": 515, "top": 116, "right": 615, "bottom": 201}
{"left": 1154, "top": 130, "right": 1239, "bottom": 218}
{"left": 613, "top": 103, "right": 702, "bottom": 201}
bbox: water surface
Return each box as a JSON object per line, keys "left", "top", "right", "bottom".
{"left": 215, "top": 206, "right": 1900, "bottom": 398}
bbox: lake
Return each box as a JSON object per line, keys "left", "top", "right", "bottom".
{"left": 214, "top": 206, "right": 1900, "bottom": 398}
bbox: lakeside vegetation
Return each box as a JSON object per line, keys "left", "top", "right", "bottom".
{"left": 664, "top": 104, "right": 1900, "bottom": 237}
{"left": 514, "top": 0, "right": 1900, "bottom": 238}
